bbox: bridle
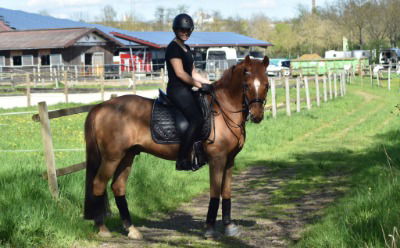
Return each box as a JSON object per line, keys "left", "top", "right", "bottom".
{"left": 208, "top": 65, "right": 267, "bottom": 145}
{"left": 242, "top": 83, "right": 266, "bottom": 121}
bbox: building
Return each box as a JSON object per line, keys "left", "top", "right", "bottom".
{"left": 0, "top": 28, "right": 122, "bottom": 68}
{"left": 0, "top": 7, "right": 272, "bottom": 72}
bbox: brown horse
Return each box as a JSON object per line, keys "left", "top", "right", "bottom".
{"left": 83, "top": 55, "right": 270, "bottom": 239}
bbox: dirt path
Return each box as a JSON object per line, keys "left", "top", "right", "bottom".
{"left": 90, "top": 164, "right": 345, "bottom": 248}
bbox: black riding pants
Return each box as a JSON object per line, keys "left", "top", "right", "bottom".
{"left": 167, "top": 86, "right": 204, "bottom": 160}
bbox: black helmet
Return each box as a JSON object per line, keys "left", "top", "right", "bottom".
{"left": 172, "top": 13, "right": 194, "bottom": 33}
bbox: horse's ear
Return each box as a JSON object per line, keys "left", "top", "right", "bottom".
{"left": 262, "top": 56, "right": 269, "bottom": 68}
{"left": 245, "top": 55, "right": 251, "bottom": 64}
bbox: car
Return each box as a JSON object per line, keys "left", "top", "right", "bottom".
{"left": 267, "top": 59, "right": 291, "bottom": 77}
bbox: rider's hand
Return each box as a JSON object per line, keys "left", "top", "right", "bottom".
{"left": 199, "top": 83, "right": 213, "bottom": 94}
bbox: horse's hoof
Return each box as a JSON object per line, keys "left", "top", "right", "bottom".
{"left": 98, "top": 230, "right": 112, "bottom": 238}
{"left": 97, "top": 225, "right": 112, "bottom": 238}
{"left": 224, "top": 223, "right": 240, "bottom": 237}
{"left": 204, "top": 226, "right": 220, "bottom": 239}
{"left": 127, "top": 226, "right": 143, "bottom": 240}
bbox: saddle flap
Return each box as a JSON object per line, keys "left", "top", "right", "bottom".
{"left": 156, "top": 89, "right": 173, "bottom": 106}
{"left": 150, "top": 91, "right": 213, "bottom": 145}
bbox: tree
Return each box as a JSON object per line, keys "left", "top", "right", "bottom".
{"left": 99, "top": 5, "right": 117, "bottom": 26}
{"left": 154, "top": 7, "right": 166, "bottom": 31}
{"left": 384, "top": 0, "right": 400, "bottom": 47}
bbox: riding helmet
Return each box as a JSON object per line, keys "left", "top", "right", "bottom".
{"left": 172, "top": 13, "right": 194, "bottom": 33}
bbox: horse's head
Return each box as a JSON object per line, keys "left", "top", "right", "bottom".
{"left": 239, "top": 55, "right": 270, "bottom": 123}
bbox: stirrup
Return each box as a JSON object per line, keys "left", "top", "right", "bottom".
{"left": 191, "top": 141, "right": 207, "bottom": 169}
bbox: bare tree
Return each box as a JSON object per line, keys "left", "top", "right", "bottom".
{"left": 99, "top": 5, "right": 117, "bottom": 26}
{"left": 154, "top": 7, "right": 166, "bottom": 31}
{"left": 384, "top": 0, "right": 400, "bottom": 47}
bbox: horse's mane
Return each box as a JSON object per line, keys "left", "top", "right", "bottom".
{"left": 213, "top": 63, "right": 242, "bottom": 88}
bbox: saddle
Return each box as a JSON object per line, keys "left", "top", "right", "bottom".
{"left": 150, "top": 89, "right": 213, "bottom": 167}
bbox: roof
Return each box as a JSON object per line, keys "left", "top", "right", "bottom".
{"left": 0, "top": 20, "right": 11, "bottom": 31}
{"left": 0, "top": 28, "right": 123, "bottom": 50}
{"left": 112, "top": 31, "right": 271, "bottom": 48}
{"left": 0, "top": 7, "right": 272, "bottom": 48}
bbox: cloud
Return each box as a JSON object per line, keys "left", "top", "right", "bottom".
{"left": 240, "top": 0, "right": 277, "bottom": 9}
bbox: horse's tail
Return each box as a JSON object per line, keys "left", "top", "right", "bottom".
{"left": 83, "top": 106, "right": 109, "bottom": 219}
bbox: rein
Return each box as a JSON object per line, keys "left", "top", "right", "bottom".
{"left": 208, "top": 66, "right": 265, "bottom": 146}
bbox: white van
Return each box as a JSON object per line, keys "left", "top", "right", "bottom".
{"left": 379, "top": 48, "right": 400, "bottom": 67}
{"left": 205, "top": 47, "right": 238, "bottom": 80}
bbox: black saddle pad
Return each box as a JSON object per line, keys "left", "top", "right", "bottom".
{"left": 150, "top": 91, "right": 213, "bottom": 144}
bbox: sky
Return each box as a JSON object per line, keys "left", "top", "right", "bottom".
{"left": 0, "top": 0, "right": 333, "bottom": 22}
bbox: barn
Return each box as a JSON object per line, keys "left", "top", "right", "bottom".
{"left": 0, "top": 28, "right": 122, "bottom": 67}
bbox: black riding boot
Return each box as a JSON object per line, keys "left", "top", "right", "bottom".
{"left": 176, "top": 119, "right": 203, "bottom": 171}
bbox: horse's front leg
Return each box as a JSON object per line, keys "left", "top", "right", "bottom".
{"left": 205, "top": 155, "right": 226, "bottom": 238}
{"left": 221, "top": 159, "right": 240, "bottom": 237}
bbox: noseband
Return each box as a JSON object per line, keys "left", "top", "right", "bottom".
{"left": 242, "top": 82, "right": 266, "bottom": 120}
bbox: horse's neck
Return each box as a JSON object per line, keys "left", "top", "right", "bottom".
{"left": 215, "top": 72, "right": 243, "bottom": 109}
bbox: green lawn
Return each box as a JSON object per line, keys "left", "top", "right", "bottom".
{"left": 0, "top": 77, "right": 399, "bottom": 247}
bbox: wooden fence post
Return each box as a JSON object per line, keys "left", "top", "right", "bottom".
{"left": 160, "top": 68, "right": 166, "bottom": 90}
{"left": 271, "top": 78, "right": 277, "bottom": 118}
{"left": 75, "top": 65, "right": 78, "bottom": 83}
{"left": 33, "top": 68, "right": 37, "bottom": 87}
{"left": 323, "top": 74, "right": 328, "bottom": 102}
{"left": 26, "top": 73, "right": 31, "bottom": 107}
{"left": 328, "top": 72, "right": 333, "bottom": 100}
{"left": 377, "top": 69, "right": 380, "bottom": 87}
{"left": 388, "top": 63, "right": 391, "bottom": 91}
{"left": 100, "top": 80, "right": 105, "bottom": 101}
{"left": 315, "top": 74, "right": 320, "bottom": 107}
{"left": 131, "top": 71, "right": 136, "bottom": 94}
{"left": 38, "top": 102, "right": 59, "bottom": 198}
{"left": 339, "top": 73, "right": 344, "bottom": 97}
{"left": 296, "top": 76, "right": 301, "bottom": 112}
{"left": 285, "top": 77, "right": 291, "bottom": 116}
{"left": 304, "top": 76, "right": 311, "bottom": 110}
{"left": 110, "top": 94, "right": 117, "bottom": 99}
{"left": 369, "top": 65, "right": 373, "bottom": 87}
{"left": 64, "top": 72, "right": 68, "bottom": 104}
{"left": 333, "top": 73, "right": 338, "bottom": 98}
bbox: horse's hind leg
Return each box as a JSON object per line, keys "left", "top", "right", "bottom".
{"left": 92, "top": 156, "right": 123, "bottom": 237}
{"left": 111, "top": 152, "right": 142, "bottom": 239}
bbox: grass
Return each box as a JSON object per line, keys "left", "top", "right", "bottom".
{"left": 0, "top": 76, "right": 399, "bottom": 247}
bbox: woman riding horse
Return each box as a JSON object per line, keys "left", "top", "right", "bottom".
{"left": 165, "top": 13, "right": 212, "bottom": 171}
{"left": 83, "top": 24, "right": 270, "bottom": 239}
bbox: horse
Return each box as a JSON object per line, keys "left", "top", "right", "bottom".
{"left": 83, "top": 55, "right": 270, "bottom": 239}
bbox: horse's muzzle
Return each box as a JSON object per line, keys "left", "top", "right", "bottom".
{"left": 250, "top": 113, "right": 264, "bottom": 123}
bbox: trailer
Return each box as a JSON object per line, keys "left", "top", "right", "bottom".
{"left": 290, "top": 57, "right": 369, "bottom": 76}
